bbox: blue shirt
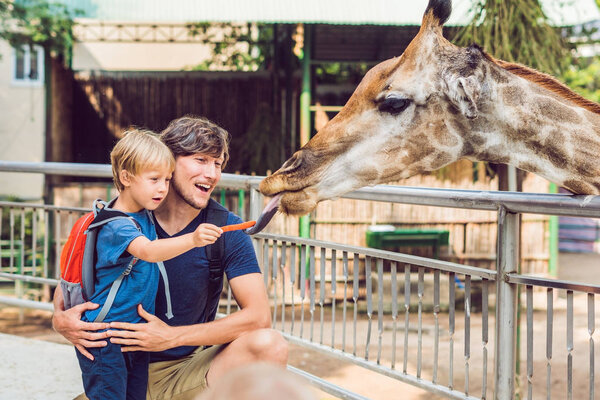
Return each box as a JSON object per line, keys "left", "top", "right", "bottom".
{"left": 150, "top": 203, "right": 261, "bottom": 362}
{"left": 83, "top": 210, "right": 158, "bottom": 324}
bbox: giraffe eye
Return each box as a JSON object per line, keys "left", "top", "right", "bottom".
{"left": 378, "top": 96, "right": 411, "bottom": 115}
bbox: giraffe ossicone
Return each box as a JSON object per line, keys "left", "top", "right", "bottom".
{"left": 260, "top": 0, "right": 600, "bottom": 216}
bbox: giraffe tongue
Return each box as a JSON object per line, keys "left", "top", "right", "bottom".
{"left": 244, "top": 193, "right": 282, "bottom": 235}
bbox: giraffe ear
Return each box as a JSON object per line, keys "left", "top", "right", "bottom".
{"left": 444, "top": 74, "right": 481, "bottom": 119}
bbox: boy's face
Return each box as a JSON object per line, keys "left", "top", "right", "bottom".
{"left": 169, "top": 152, "right": 224, "bottom": 210}
{"left": 124, "top": 167, "right": 172, "bottom": 211}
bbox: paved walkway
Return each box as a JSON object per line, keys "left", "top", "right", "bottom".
{"left": 0, "top": 333, "right": 83, "bottom": 400}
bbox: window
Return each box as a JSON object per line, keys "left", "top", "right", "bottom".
{"left": 12, "top": 45, "right": 44, "bottom": 86}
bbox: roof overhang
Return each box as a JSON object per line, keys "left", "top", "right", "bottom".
{"left": 63, "top": 0, "right": 600, "bottom": 27}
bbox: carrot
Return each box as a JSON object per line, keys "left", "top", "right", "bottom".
{"left": 221, "top": 220, "right": 256, "bottom": 232}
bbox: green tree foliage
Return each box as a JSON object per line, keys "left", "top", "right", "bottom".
{"left": 563, "top": 57, "right": 600, "bottom": 103}
{"left": 0, "top": 0, "right": 78, "bottom": 60}
{"left": 186, "top": 22, "right": 273, "bottom": 71}
{"left": 453, "top": 0, "right": 572, "bottom": 75}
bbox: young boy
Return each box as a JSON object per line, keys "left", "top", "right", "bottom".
{"left": 75, "top": 129, "right": 223, "bottom": 400}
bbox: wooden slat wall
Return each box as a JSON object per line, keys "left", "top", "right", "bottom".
{"left": 70, "top": 71, "right": 281, "bottom": 175}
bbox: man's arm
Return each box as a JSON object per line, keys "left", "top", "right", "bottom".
{"left": 52, "top": 285, "right": 110, "bottom": 360}
{"left": 107, "top": 272, "right": 270, "bottom": 352}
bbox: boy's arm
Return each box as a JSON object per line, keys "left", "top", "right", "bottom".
{"left": 51, "top": 285, "right": 110, "bottom": 360}
{"left": 126, "top": 223, "right": 222, "bottom": 263}
{"left": 106, "top": 272, "right": 270, "bottom": 351}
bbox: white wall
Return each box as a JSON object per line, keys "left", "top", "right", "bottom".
{"left": 71, "top": 22, "right": 253, "bottom": 71}
{"left": 73, "top": 41, "right": 217, "bottom": 71}
{"left": 0, "top": 40, "right": 45, "bottom": 201}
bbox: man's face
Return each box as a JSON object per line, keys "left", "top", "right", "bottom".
{"left": 169, "top": 153, "right": 224, "bottom": 210}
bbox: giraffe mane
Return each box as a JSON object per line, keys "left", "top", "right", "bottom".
{"left": 483, "top": 54, "right": 600, "bottom": 115}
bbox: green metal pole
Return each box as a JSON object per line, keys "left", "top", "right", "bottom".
{"left": 548, "top": 183, "right": 558, "bottom": 277}
{"left": 220, "top": 188, "right": 226, "bottom": 207}
{"left": 238, "top": 189, "right": 245, "bottom": 220}
{"left": 299, "top": 24, "right": 312, "bottom": 240}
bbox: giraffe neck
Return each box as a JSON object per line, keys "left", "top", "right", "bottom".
{"left": 468, "top": 75, "right": 600, "bottom": 194}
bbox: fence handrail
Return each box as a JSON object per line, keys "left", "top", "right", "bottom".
{"left": 508, "top": 273, "right": 600, "bottom": 294}
{"left": 3, "top": 161, "right": 600, "bottom": 217}
{"left": 255, "top": 232, "right": 497, "bottom": 280}
{"left": 0, "top": 201, "right": 90, "bottom": 213}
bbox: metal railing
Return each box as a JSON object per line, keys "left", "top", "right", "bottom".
{"left": 1, "top": 161, "right": 599, "bottom": 400}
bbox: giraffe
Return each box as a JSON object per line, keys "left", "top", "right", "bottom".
{"left": 259, "top": 0, "right": 600, "bottom": 216}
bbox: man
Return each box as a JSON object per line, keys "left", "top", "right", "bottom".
{"left": 53, "top": 116, "right": 288, "bottom": 399}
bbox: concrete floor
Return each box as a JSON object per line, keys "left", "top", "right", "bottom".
{"left": 558, "top": 252, "right": 600, "bottom": 285}
{"left": 0, "top": 333, "right": 83, "bottom": 400}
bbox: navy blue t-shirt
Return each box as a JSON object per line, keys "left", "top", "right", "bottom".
{"left": 150, "top": 204, "right": 261, "bottom": 362}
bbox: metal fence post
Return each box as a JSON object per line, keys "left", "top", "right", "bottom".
{"left": 249, "top": 183, "right": 264, "bottom": 258}
{"left": 249, "top": 184, "right": 263, "bottom": 224}
{"left": 495, "top": 206, "right": 519, "bottom": 399}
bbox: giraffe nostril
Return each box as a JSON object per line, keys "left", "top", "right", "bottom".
{"left": 281, "top": 151, "right": 303, "bottom": 172}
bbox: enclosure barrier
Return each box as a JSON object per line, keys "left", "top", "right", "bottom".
{"left": 1, "top": 161, "right": 600, "bottom": 400}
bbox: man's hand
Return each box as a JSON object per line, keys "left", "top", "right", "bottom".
{"left": 52, "top": 301, "right": 110, "bottom": 361}
{"left": 107, "top": 304, "right": 177, "bottom": 352}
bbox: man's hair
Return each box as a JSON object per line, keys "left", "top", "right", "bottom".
{"left": 110, "top": 129, "right": 175, "bottom": 192}
{"left": 160, "top": 116, "right": 230, "bottom": 168}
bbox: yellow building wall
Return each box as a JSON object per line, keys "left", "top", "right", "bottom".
{"left": 72, "top": 41, "right": 216, "bottom": 71}
{"left": 0, "top": 40, "right": 45, "bottom": 201}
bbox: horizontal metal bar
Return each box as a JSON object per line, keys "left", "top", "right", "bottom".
{"left": 287, "top": 365, "right": 370, "bottom": 400}
{"left": 255, "top": 233, "right": 497, "bottom": 280}
{"left": 0, "top": 296, "right": 53, "bottom": 311}
{"left": 346, "top": 185, "right": 600, "bottom": 218}
{"left": 285, "top": 334, "right": 480, "bottom": 400}
{"left": 0, "top": 201, "right": 89, "bottom": 213}
{"left": 508, "top": 274, "right": 600, "bottom": 294}
{"left": 0, "top": 273, "right": 58, "bottom": 286}
{"left": 0, "top": 161, "right": 113, "bottom": 178}
{"left": 0, "top": 161, "right": 262, "bottom": 190}
{"left": 3, "top": 161, "right": 600, "bottom": 217}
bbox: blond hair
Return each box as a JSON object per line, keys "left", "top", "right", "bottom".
{"left": 111, "top": 129, "right": 175, "bottom": 192}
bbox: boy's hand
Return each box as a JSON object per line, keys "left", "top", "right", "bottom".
{"left": 192, "top": 223, "right": 222, "bottom": 247}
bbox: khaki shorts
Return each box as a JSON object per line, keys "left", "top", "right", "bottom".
{"left": 73, "top": 345, "right": 225, "bottom": 400}
{"left": 146, "top": 344, "right": 225, "bottom": 400}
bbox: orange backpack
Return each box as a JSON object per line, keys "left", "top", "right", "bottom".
{"left": 59, "top": 199, "right": 140, "bottom": 322}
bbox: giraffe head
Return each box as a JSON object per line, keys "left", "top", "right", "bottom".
{"left": 260, "top": 0, "right": 486, "bottom": 215}
{"left": 259, "top": 0, "right": 600, "bottom": 215}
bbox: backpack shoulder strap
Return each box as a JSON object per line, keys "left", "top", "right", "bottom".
{"left": 205, "top": 198, "right": 229, "bottom": 270}
{"left": 83, "top": 198, "right": 142, "bottom": 322}
{"left": 204, "top": 199, "right": 229, "bottom": 320}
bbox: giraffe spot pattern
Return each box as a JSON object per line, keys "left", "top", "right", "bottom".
{"left": 518, "top": 162, "right": 540, "bottom": 174}
{"left": 430, "top": 151, "right": 454, "bottom": 169}
{"left": 501, "top": 86, "right": 525, "bottom": 107}
{"left": 562, "top": 179, "right": 600, "bottom": 195}
{"left": 476, "top": 145, "right": 510, "bottom": 164}
{"left": 536, "top": 98, "right": 583, "bottom": 124}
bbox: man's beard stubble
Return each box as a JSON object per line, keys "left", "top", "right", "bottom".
{"left": 170, "top": 175, "right": 209, "bottom": 210}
